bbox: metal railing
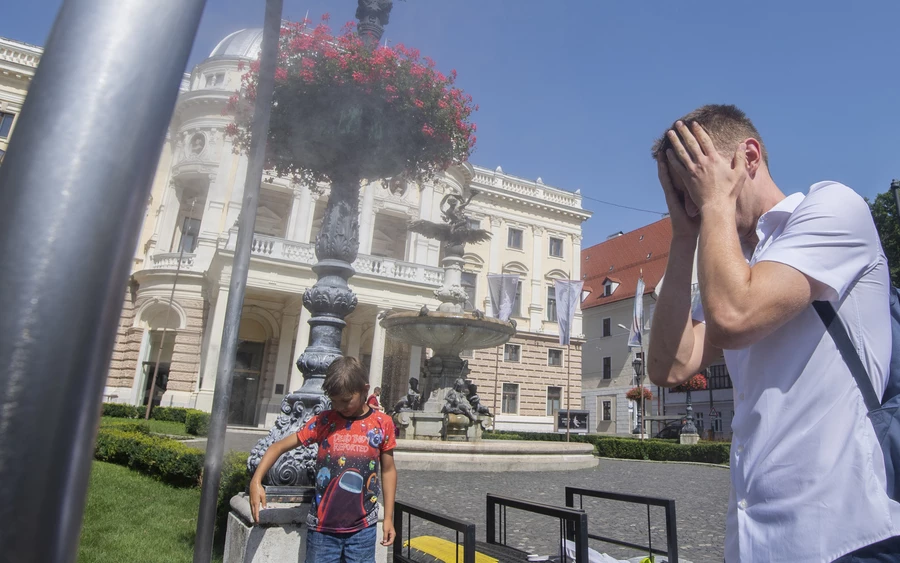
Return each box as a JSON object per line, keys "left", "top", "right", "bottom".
{"left": 564, "top": 487, "right": 678, "bottom": 563}
{"left": 393, "top": 501, "right": 476, "bottom": 563}
{"left": 486, "top": 494, "right": 588, "bottom": 562}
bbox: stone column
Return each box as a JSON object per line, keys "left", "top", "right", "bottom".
{"left": 287, "top": 305, "right": 312, "bottom": 393}
{"left": 157, "top": 182, "right": 183, "bottom": 253}
{"left": 262, "top": 311, "right": 299, "bottom": 426}
{"left": 407, "top": 345, "right": 422, "bottom": 383}
{"left": 488, "top": 216, "right": 503, "bottom": 273}
{"left": 530, "top": 226, "right": 545, "bottom": 329}
{"left": 285, "top": 190, "right": 303, "bottom": 241}
{"left": 369, "top": 309, "right": 388, "bottom": 391}
{"left": 358, "top": 182, "right": 376, "bottom": 255}
{"left": 288, "top": 186, "right": 312, "bottom": 242}
{"left": 347, "top": 321, "right": 362, "bottom": 359}
{"left": 224, "top": 154, "right": 248, "bottom": 229}
{"left": 412, "top": 183, "right": 434, "bottom": 264}
{"left": 195, "top": 285, "right": 228, "bottom": 412}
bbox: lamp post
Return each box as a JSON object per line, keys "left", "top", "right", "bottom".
{"left": 891, "top": 179, "right": 900, "bottom": 217}
{"left": 631, "top": 355, "right": 644, "bottom": 435}
{"left": 682, "top": 386, "right": 698, "bottom": 435}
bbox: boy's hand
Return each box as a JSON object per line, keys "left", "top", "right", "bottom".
{"left": 382, "top": 520, "right": 396, "bottom": 546}
{"left": 249, "top": 480, "right": 267, "bottom": 524}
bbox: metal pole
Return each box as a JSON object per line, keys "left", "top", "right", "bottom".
{"left": 193, "top": 0, "right": 283, "bottom": 560}
{"left": 145, "top": 198, "right": 195, "bottom": 420}
{"left": 891, "top": 180, "right": 900, "bottom": 218}
{"left": 492, "top": 344, "right": 501, "bottom": 422}
{"left": 0, "top": 1, "right": 206, "bottom": 560}
{"left": 565, "top": 344, "right": 571, "bottom": 442}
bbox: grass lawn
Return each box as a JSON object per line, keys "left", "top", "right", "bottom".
{"left": 99, "top": 416, "right": 191, "bottom": 438}
{"left": 79, "top": 461, "right": 218, "bottom": 562}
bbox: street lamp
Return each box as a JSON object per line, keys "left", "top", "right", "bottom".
{"left": 632, "top": 355, "right": 644, "bottom": 435}
{"left": 891, "top": 180, "right": 900, "bottom": 218}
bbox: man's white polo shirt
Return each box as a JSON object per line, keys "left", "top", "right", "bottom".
{"left": 692, "top": 181, "right": 898, "bottom": 562}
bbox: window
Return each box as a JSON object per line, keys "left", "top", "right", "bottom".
{"left": 547, "top": 286, "right": 557, "bottom": 322}
{"left": 711, "top": 411, "right": 723, "bottom": 432}
{"left": 546, "top": 386, "right": 562, "bottom": 416}
{"left": 602, "top": 318, "right": 611, "bottom": 337}
{"left": 604, "top": 282, "right": 613, "bottom": 297}
{"left": 549, "top": 237, "right": 564, "bottom": 258}
{"left": 504, "top": 343, "right": 521, "bottom": 362}
{"left": 461, "top": 272, "right": 477, "bottom": 311}
{"left": 205, "top": 73, "right": 225, "bottom": 88}
{"left": 602, "top": 400, "right": 612, "bottom": 421}
{"left": 177, "top": 216, "right": 201, "bottom": 253}
{"left": 507, "top": 227, "right": 523, "bottom": 249}
{"left": 0, "top": 112, "right": 14, "bottom": 138}
{"left": 502, "top": 383, "right": 519, "bottom": 414}
{"left": 0, "top": 148, "right": 5, "bottom": 166}
{"left": 602, "top": 356, "right": 611, "bottom": 379}
{"left": 513, "top": 281, "right": 522, "bottom": 317}
{"left": 467, "top": 218, "right": 481, "bottom": 230}
{"left": 548, "top": 349, "right": 563, "bottom": 366}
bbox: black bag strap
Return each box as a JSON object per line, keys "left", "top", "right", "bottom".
{"left": 813, "top": 301, "right": 882, "bottom": 412}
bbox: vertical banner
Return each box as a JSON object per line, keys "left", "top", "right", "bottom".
{"left": 487, "top": 274, "right": 519, "bottom": 321}
{"left": 628, "top": 276, "right": 645, "bottom": 348}
{"left": 554, "top": 279, "right": 584, "bottom": 345}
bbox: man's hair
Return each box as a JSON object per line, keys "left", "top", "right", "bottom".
{"left": 651, "top": 104, "right": 768, "bottom": 166}
{"left": 322, "top": 356, "right": 368, "bottom": 397}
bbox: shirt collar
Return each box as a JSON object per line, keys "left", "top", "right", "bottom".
{"left": 755, "top": 192, "right": 805, "bottom": 242}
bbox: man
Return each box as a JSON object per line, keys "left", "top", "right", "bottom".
{"left": 647, "top": 104, "right": 899, "bottom": 562}
{"left": 367, "top": 386, "right": 383, "bottom": 412}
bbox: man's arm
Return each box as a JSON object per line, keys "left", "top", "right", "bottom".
{"left": 380, "top": 451, "right": 397, "bottom": 546}
{"left": 648, "top": 235, "right": 721, "bottom": 387}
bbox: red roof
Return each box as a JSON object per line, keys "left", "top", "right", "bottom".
{"left": 581, "top": 217, "right": 672, "bottom": 309}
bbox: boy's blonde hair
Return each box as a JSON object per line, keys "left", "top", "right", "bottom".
{"left": 322, "top": 356, "right": 369, "bottom": 397}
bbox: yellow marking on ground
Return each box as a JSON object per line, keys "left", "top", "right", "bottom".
{"left": 402, "top": 535, "right": 498, "bottom": 563}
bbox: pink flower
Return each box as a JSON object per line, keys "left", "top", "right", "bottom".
{"left": 422, "top": 124, "right": 435, "bottom": 136}
{"left": 321, "top": 13, "right": 330, "bottom": 22}
{"left": 414, "top": 99, "right": 425, "bottom": 108}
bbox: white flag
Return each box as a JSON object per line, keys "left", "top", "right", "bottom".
{"left": 628, "top": 277, "right": 645, "bottom": 348}
{"left": 487, "top": 274, "right": 519, "bottom": 321}
{"left": 554, "top": 279, "right": 584, "bottom": 346}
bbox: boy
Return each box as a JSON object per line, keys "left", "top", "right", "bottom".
{"left": 249, "top": 356, "right": 397, "bottom": 563}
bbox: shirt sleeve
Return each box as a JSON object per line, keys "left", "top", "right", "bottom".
{"left": 756, "top": 182, "right": 878, "bottom": 303}
{"left": 296, "top": 413, "right": 324, "bottom": 447}
{"left": 379, "top": 415, "right": 397, "bottom": 453}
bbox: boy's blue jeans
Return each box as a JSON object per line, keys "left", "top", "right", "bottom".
{"left": 306, "top": 526, "right": 377, "bottom": 563}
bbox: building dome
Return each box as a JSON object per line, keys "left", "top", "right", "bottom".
{"left": 209, "top": 28, "right": 263, "bottom": 59}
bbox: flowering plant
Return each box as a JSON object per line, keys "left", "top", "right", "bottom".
{"left": 672, "top": 374, "right": 707, "bottom": 393}
{"left": 226, "top": 16, "right": 478, "bottom": 185}
{"left": 626, "top": 386, "right": 653, "bottom": 402}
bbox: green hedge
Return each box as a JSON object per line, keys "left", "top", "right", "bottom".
{"left": 93, "top": 428, "right": 250, "bottom": 535}
{"left": 482, "top": 430, "right": 728, "bottom": 464}
{"left": 185, "top": 410, "right": 210, "bottom": 437}
{"left": 94, "top": 428, "right": 204, "bottom": 487}
{"left": 102, "top": 403, "right": 209, "bottom": 436}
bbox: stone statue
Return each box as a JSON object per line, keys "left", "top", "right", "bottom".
{"left": 441, "top": 378, "right": 477, "bottom": 424}
{"left": 407, "top": 189, "right": 491, "bottom": 251}
{"left": 392, "top": 377, "right": 421, "bottom": 413}
{"left": 467, "top": 382, "right": 492, "bottom": 417}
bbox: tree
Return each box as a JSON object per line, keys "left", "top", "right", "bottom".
{"left": 867, "top": 189, "right": 900, "bottom": 287}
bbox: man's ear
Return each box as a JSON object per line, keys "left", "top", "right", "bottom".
{"left": 742, "top": 138, "right": 763, "bottom": 178}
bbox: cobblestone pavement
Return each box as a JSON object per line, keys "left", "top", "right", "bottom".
{"left": 188, "top": 433, "right": 729, "bottom": 562}
{"left": 394, "top": 460, "right": 729, "bottom": 563}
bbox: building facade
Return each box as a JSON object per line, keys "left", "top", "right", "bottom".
{"left": 581, "top": 218, "right": 735, "bottom": 437}
{"left": 0, "top": 32, "right": 590, "bottom": 431}
{"left": 0, "top": 37, "right": 39, "bottom": 163}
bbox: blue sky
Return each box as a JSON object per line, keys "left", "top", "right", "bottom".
{"left": 4, "top": 0, "right": 898, "bottom": 248}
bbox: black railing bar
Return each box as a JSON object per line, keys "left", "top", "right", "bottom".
{"left": 488, "top": 494, "right": 587, "bottom": 520}
{"left": 586, "top": 533, "right": 668, "bottom": 556}
{"left": 646, "top": 503, "right": 652, "bottom": 557}
{"left": 564, "top": 488, "right": 676, "bottom": 508}
{"left": 394, "top": 501, "right": 474, "bottom": 532}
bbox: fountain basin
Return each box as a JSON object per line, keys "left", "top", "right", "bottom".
{"left": 380, "top": 311, "right": 515, "bottom": 355}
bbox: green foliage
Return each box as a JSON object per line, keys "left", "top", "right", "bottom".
{"left": 151, "top": 406, "right": 189, "bottom": 423}
{"left": 101, "top": 403, "right": 142, "bottom": 419}
{"left": 216, "top": 451, "right": 252, "bottom": 543}
{"left": 94, "top": 428, "right": 205, "bottom": 487}
{"left": 482, "top": 430, "right": 727, "bottom": 464}
{"left": 185, "top": 410, "right": 211, "bottom": 436}
{"left": 868, "top": 190, "right": 900, "bottom": 286}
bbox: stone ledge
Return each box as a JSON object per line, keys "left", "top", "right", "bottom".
{"left": 393, "top": 451, "right": 599, "bottom": 472}
{"left": 395, "top": 438, "right": 594, "bottom": 455}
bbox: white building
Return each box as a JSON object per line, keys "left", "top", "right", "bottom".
{"left": 0, "top": 32, "right": 591, "bottom": 430}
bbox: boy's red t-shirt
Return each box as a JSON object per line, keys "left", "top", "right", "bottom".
{"left": 296, "top": 408, "right": 396, "bottom": 533}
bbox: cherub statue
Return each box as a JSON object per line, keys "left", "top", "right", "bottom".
{"left": 392, "top": 377, "right": 421, "bottom": 412}
{"left": 407, "top": 189, "right": 491, "bottom": 249}
{"left": 442, "top": 378, "right": 477, "bottom": 424}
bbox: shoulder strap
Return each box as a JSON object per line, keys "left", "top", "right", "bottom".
{"left": 813, "top": 301, "right": 881, "bottom": 412}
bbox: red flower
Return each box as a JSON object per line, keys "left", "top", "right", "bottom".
{"left": 414, "top": 99, "right": 425, "bottom": 108}
{"left": 321, "top": 13, "right": 330, "bottom": 22}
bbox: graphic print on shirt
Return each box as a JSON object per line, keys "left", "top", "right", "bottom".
{"left": 297, "top": 409, "right": 396, "bottom": 533}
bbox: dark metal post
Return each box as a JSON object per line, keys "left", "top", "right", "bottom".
{"left": 683, "top": 389, "right": 698, "bottom": 435}
{"left": 192, "top": 1, "right": 284, "bottom": 560}
{"left": 891, "top": 180, "right": 900, "bottom": 218}
{"left": 0, "top": 1, "right": 206, "bottom": 560}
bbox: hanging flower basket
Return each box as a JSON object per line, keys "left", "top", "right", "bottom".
{"left": 673, "top": 373, "right": 708, "bottom": 393}
{"left": 626, "top": 386, "right": 653, "bottom": 402}
{"left": 225, "top": 17, "right": 478, "bottom": 185}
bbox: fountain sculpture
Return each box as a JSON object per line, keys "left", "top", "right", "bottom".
{"left": 380, "top": 188, "right": 516, "bottom": 440}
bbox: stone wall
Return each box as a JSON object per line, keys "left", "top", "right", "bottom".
{"left": 166, "top": 297, "right": 205, "bottom": 393}
{"left": 107, "top": 286, "right": 139, "bottom": 390}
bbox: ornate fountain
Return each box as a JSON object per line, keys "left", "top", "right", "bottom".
{"left": 380, "top": 188, "right": 516, "bottom": 440}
